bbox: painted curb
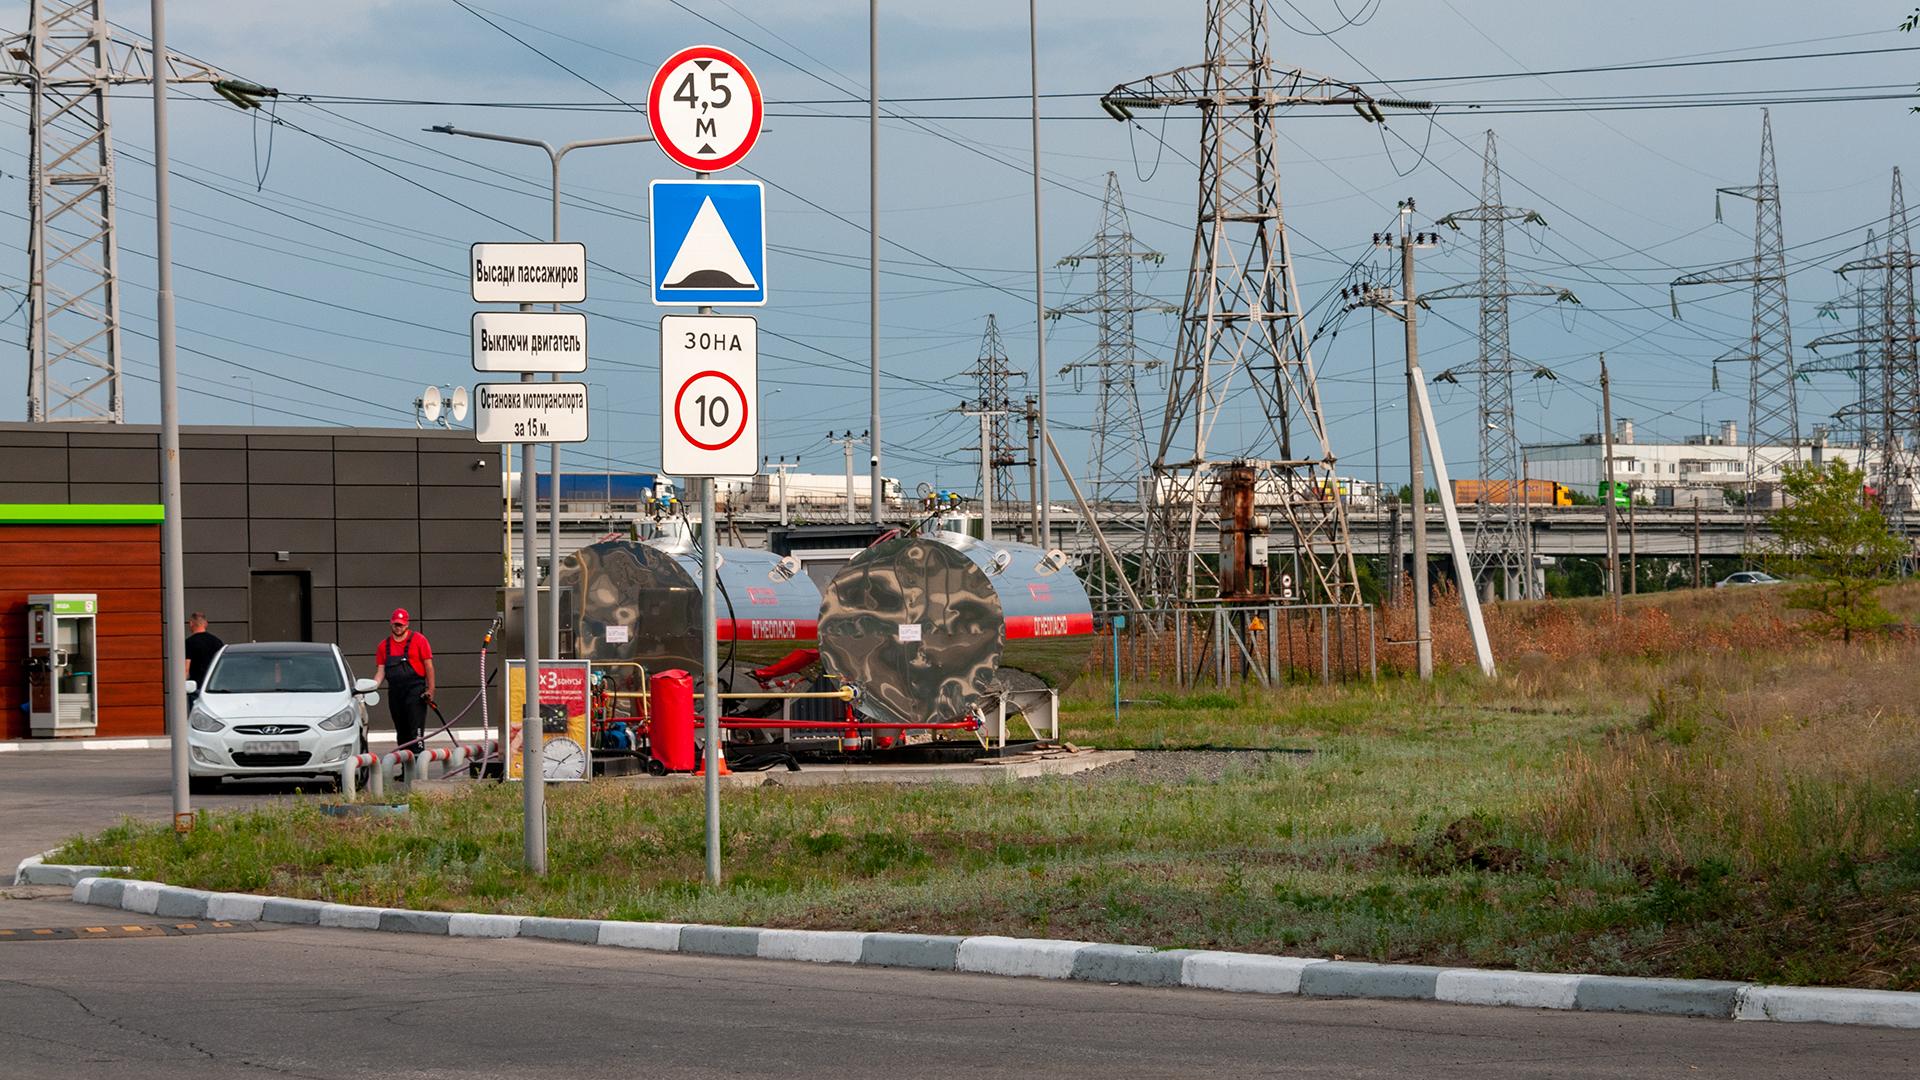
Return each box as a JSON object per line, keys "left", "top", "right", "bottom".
{"left": 49, "top": 869, "right": 1920, "bottom": 1030}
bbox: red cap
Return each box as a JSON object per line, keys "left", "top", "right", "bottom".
{"left": 390, "top": 608, "right": 410, "bottom": 626}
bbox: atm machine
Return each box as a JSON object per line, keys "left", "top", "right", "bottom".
{"left": 26, "top": 594, "right": 99, "bottom": 737}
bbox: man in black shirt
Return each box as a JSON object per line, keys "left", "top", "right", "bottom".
{"left": 184, "top": 612, "right": 223, "bottom": 701}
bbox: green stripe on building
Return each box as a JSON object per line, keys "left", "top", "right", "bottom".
{"left": 0, "top": 504, "right": 165, "bottom": 525}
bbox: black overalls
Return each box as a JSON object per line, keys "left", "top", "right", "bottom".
{"left": 384, "top": 633, "right": 428, "bottom": 752}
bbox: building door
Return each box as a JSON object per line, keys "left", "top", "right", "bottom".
{"left": 250, "top": 571, "right": 311, "bottom": 643}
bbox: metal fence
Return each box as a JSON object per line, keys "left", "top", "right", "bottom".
{"left": 1088, "top": 603, "right": 1376, "bottom": 688}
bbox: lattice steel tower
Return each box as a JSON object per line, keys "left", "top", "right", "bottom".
{"left": 1101, "top": 1, "right": 1413, "bottom": 603}
{"left": 0, "top": 6, "right": 256, "bottom": 422}
{"left": 963, "top": 314, "right": 1020, "bottom": 507}
{"left": 1805, "top": 228, "right": 1880, "bottom": 455}
{"left": 1426, "top": 131, "right": 1575, "bottom": 600}
{"left": 1051, "top": 172, "right": 1170, "bottom": 503}
{"left": 1671, "top": 109, "right": 1801, "bottom": 521}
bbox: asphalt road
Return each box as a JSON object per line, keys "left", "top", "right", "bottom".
{"left": 5, "top": 749, "right": 1920, "bottom": 1077}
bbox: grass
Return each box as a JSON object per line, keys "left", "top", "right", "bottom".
{"left": 56, "top": 582, "right": 1920, "bottom": 990}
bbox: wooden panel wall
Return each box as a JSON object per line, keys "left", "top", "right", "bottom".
{"left": 0, "top": 524, "right": 163, "bottom": 738}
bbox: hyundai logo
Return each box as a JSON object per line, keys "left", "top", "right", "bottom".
{"left": 254, "top": 725, "right": 290, "bottom": 735}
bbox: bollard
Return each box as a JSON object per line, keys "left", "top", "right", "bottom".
{"left": 339, "top": 751, "right": 383, "bottom": 800}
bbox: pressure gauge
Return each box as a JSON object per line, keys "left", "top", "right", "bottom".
{"left": 541, "top": 736, "right": 589, "bottom": 781}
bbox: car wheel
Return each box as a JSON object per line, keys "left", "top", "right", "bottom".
{"left": 189, "top": 775, "right": 222, "bottom": 795}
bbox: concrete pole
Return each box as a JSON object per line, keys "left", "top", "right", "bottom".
{"left": 1028, "top": 0, "right": 1051, "bottom": 543}
{"left": 844, "top": 437, "right": 856, "bottom": 522}
{"left": 547, "top": 153, "right": 562, "bottom": 663}
{"left": 978, "top": 410, "right": 994, "bottom": 541}
{"left": 150, "top": 0, "right": 192, "bottom": 834}
{"left": 1601, "top": 356, "right": 1621, "bottom": 616}
{"left": 868, "top": 0, "right": 883, "bottom": 526}
{"left": 1402, "top": 205, "right": 1432, "bottom": 679}
{"left": 519, "top": 362, "right": 544, "bottom": 873}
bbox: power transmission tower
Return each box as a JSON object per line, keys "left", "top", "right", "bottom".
{"left": 1051, "top": 172, "right": 1171, "bottom": 503}
{"left": 1805, "top": 227, "right": 1880, "bottom": 455}
{"left": 1101, "top": 2, "right": 1420, "bottom": 604}
{"left": 1670, "top": 109, "right": 1800, "bottom": 533}
{"left": 0, "top": 6, "right": 269, "bottom": 422}
{"left": 1424, "top": 131, "right": 1576, "bottom": 601}
{"left": 962, "top": 315, "right": 1021, "bottom": 508}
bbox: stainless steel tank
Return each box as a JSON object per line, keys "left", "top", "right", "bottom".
{"left": 817, "top": 530, "right": 1094, "bottom": 726}
{"left": 558, "top": 539, "right": 821, "bottom": 678}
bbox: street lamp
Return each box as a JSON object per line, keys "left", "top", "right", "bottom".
{"left": 428, "top": 124, "right": 656, "bottom": 876}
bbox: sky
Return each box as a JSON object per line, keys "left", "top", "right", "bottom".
{"left": 2, "top": 0, "right": 1917, "bottom": 497}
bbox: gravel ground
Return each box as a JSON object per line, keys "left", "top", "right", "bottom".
{"left": 1071, "top": 749, "right": 1310, "bottom": 785}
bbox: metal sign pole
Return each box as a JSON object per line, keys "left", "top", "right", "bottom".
{"left": 519, "top": 356, "right": 546, "bottom": 873}
{"left": 700, "top": 474, "right": 721, "bottom": 884}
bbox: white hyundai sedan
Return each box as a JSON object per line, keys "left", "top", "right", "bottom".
{"left": 186, "top": 642, "right": 379, "bottom": 793}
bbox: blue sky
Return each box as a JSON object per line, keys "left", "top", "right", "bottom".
{"left": 2, "top": 1, "right": 1915, "bottom": 493}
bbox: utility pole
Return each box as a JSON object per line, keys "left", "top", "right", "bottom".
{"left": 1100, "top": 4, "right": 1412, "bottom": 604}
{"left": 1670, "top": 109, "right": 1800, "bottom": 550}
{"left": 1628, "top": 485, "right": 1638, "bottom": 594}
{"left": 1025, "top": 396, "right": 1040, "bottom": 544}
{"left": 1693, "top": 503, "right": 1703, "bottom": 588}
{"left": 959, "top": 402, "right": 1009, "bottom": 541}
{"left": 1425, "top": 130, "right": 1576, "bottom": 600}
{"left": 1601, "top": 356, "right": 1621, "bottom": 616}
{"left": 868, "top": 0, "right": 882, "bottom": 526}
{"left": 1027, "top": 0, "right": 1050, "bottom": 544}
{"left": 765, "top": 456, "right": 799, "bottom": 526}
{"left": 828, "top": 431, "right": 866, "bottom": 522}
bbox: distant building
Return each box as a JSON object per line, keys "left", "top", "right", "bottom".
{"left": 1522, "top": 420, "right": 1865, "bottom": 504}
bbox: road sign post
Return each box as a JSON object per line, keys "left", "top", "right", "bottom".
{"left": 468, "top": 240, "right": 589, "bottom": 876}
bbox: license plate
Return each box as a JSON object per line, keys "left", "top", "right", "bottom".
{"left": 243, "top": 741, "right": 300, "bottom": 755}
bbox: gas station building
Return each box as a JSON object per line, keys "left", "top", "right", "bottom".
{"left": 0, "top": 423, "right": 503, "bottom": 739}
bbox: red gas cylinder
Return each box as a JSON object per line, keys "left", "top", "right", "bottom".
{"left": 648, "top": 669, "right": 697, "bottom": 774}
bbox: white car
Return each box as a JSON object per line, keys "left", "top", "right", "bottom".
{"left": 186, "top": 642, "right": 379, "bottom": 793}
{"left": 1714, "top": 570, "right": 1784, "bottom": 588}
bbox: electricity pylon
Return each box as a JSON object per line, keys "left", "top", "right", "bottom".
{"left": 1808, "top": 168, "right": 1920, "bottom": 510}
{"left": 1424, "top": 131, "right": 1577, "bottom": 600}
{"left": 1805, "top": 228, "right": 1880, "bottom": 455}
{"left": 962, "top": 314, "right": 1020, "bottom": 507}
{"left": 0, "top": 5, "right": 271, "bottom": 422}
{"left": 1100, "top": 1, "right": 1422, "bottom": 604}
{"left": 1670, "top": 109, "right": 1800, "bottom": 533}
{"left": 1051, "top": 172, "right": 1172, "bottom": 504}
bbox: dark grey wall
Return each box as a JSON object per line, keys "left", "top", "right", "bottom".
{"left": 0, "top": 424, "right": 505, "bottom": 728}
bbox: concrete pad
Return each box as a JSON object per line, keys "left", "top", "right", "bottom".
{"left": 1735, "top": 985, "right": 1920, "bottom": 1028}
{"left": 120, "top": 880, "right": 161, "bottom": 915}
{"left": 153, "top": 886, "right": 210, "bottom": 919}
{"left": 318, "top": 903, "right": 383, "bottom": 929}
{"left": 598, "top": 921, "right": 683, "bottom": 951}
{"left": 259, "top": 897, "right": 326, "bottom": 925}
{"left": 206, "top": 893, "right": 266, "bottom": 922}
{"left": 680, "top": 924, "right": 761, "bottom": 957}
{"left": 956, "top": 935, "right": 1091, "bottom": 980}
{"left": 1182, "top": 952, "right": 1325, "bottom": 994}
{"left": 1574, "top": 975, "right": 1743, "bottom": 1018}
{"left": 1437, "top": 969, "right": 1583, "bottom": 1010}
{"left": 1070, "top": 944, "right": 1194, "bottom": 988}
{"left": 449, "top": 913, "right": 523, "bottom": 939}
{"left": 860, "top": 933, "right": 964, "bottom": 970}
{"left": 378, "top": 909, "right": 453, "bottom": 935}
{"left": 1299, "top": 961, "right": 1448, "bottom": 1000}
{"left": 519, "top": 917, "right": 602, "bottom": 944}
{"left": 757, "top": 928, "right": 867, "bottom": 964}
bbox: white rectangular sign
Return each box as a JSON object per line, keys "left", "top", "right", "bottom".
{"left": 471, "top": 311, "right": 588, "bottom": 373}
{"left": 661, "top": 314, "right": 758, "bottom": 477}
{"left": 470, "top": 242, "right": 587, "bottom": 304}
{"left": 474, "top": 382, "right": 590, "bottom": 444}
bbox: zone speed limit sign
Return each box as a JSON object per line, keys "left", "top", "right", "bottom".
{"left": 648, "top": 45, "right": 763, "bottom": 173}
{"left": 661, "top": 314, "right": 758, "bottom": 477}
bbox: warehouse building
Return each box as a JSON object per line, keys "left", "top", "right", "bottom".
{"left": 1522, "top": 420, "right": 1865, "bottom": 504}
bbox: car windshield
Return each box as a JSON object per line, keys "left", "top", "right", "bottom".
{"left": 205, "top": 651, "right": 344, "bottom": 693}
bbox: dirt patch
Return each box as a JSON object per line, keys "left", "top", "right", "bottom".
{"left": 1071, "top": 749, "right": 1309, "bottom": 786}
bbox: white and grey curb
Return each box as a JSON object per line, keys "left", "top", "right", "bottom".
{"left": 18, "top": 865, "right": 1920, "bottom": 1030}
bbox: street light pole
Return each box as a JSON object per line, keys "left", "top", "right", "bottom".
{"left": 868, "top": 0, "right": 883, "bottom": 526}
{"left": 151, "top": 0, "right": 192, "bottom": 836}
{"left": 428, "top": 124, "right": 655, "bottom": 873}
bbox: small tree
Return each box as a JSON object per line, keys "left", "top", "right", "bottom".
{"left": 1764, "top": 460, "right": 1907, "bottom": 642}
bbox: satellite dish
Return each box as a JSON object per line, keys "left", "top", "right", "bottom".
{"left": 449, "top": 385, "right": 469, "bottom": 424}
{"left": 420, "top": 385, "right": 443, "bottom": 424}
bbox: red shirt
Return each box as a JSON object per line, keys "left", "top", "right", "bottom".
{"left": 375, "top": 631, "right": 433, "bottom": 676}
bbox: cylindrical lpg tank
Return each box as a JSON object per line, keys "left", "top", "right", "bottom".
{"left": 558, "top": 539, "right": 821, "bottom": 679}
{"left": 817, "top": 530, "right": 1094, "bottom": 727}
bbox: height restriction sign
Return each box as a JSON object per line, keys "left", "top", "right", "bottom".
{"left": 661, "top": 314, "right": 757, "bottom": 477}
{"left": 647, "top": 45, "right": 763, "bottom": 172}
